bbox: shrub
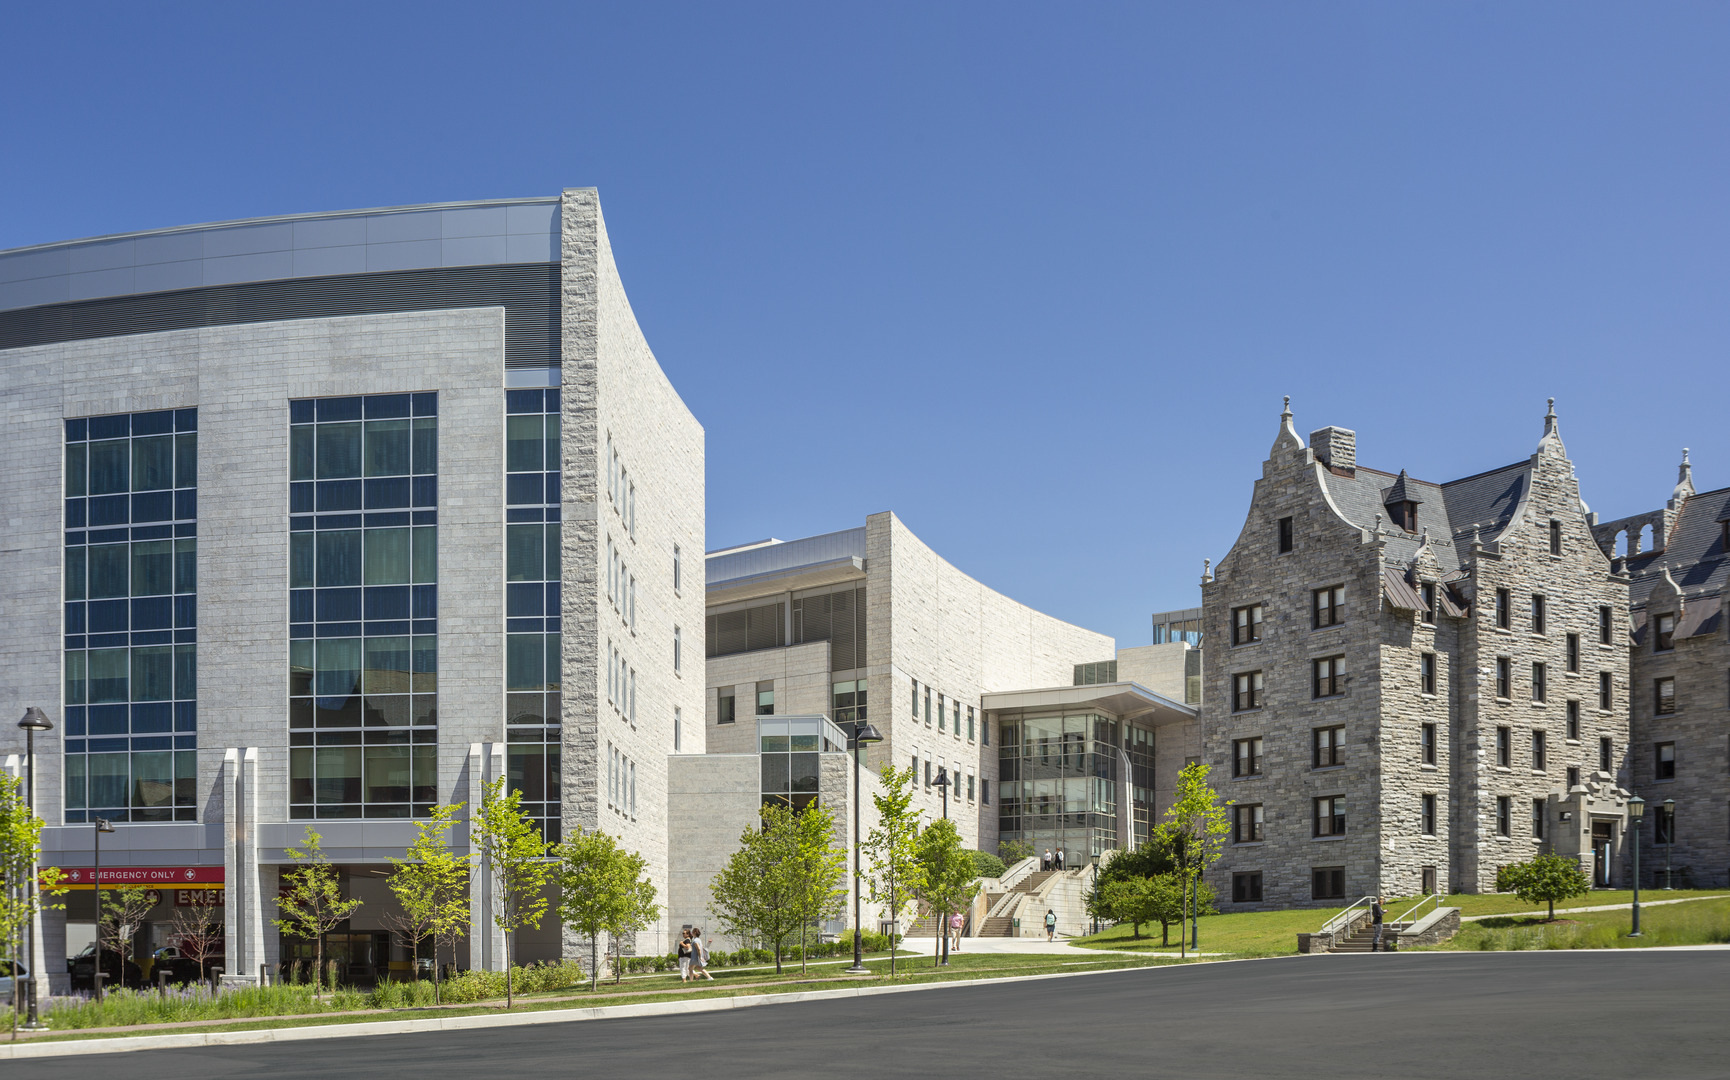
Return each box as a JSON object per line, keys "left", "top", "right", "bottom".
{"left": 968, "top": 850, "right": 1008, "bottom": 879}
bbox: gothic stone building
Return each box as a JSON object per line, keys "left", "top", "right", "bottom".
{"left": 1201, "top": 400, "right": 1634, "bottom": 909}
{"left": 1598, "top": 454, "right": 1730, "bottom": 888}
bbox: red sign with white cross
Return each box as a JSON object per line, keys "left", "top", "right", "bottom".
{"left": 50, "top": 865, "right": 225, "bottom": 889}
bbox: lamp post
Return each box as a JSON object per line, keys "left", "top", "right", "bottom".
{"left": 1663, "top": 798, "right": 1675, "bottom": 890}
{"left": 932, "top": 769, "right": 950, "bottom": 966}
{"left": 1626, "top": 795, "right": 1645, "bottom": 937}
{"left": 845, "top": 721, "right": 883, "bottom": 975}
{"left": 1090, "top": 853, "right": 1101, "bottom": 936}
{"left": 93, "top": 817, "right": 115, "bottom": 1000}
{"left": 18, "top": 708, "right": 52, "bottom": 1030}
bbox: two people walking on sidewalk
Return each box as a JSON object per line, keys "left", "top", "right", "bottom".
{"left": 678, "top": 928, "right": 715, "bottom": 982}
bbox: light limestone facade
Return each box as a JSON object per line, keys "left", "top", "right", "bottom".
{"left": 1201, "top": 401, "right": 1633, "bottom": 910}
{"left": 0, "top": 190, "right": 702, "bottom": 992}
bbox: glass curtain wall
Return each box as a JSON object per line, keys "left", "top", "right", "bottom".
{"left": 759, "top": 717, "right": 846, "bottom": 811}
{"left": 996, "top": 713, "right": 1122, "bottom": 860}
{"left": 503, "top": 388, "right": 562, "bottom": 841}
{"left": 63, "top": 409, "right": 199, "bottom": 823}
{"left": 288, "top": 394, "right": 437, "bottom": 819}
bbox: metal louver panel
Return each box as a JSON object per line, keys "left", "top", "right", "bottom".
{"left": 0, "top": 264, "right": 559, "bottom": 367}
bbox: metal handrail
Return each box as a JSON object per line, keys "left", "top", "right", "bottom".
{"left": 1317, "top": 896, "right": 1377, "bottom": 937}
{"left": 1394, "top": 892, "right": 1444, "bottom": 927}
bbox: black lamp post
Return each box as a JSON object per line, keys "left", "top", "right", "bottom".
{"left": 1090, "top": 853, "right": 1101, "bottom": 935}
{"left": 1663, "top": 798, "right": 1675, "bottom": 890}
{"left": 933, "top": 769, "right": 951, "bottom": 966}
{"left": 845, "top": 721, "right": 883, "bottom": 974}
{"left": 1626, "top": 795, "right": 1645, "bottom": 937}
{"left": 93, "top": 817, "right": 115, "bottom": 1000}
{"left": 18, "top": 708, "right": 52, "bottom": 1030}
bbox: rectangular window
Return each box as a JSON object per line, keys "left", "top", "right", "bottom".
{"left": 1313, "top": 585, "right": 1345, "bottom": 628}
{"left": 1599, "top": 605, "right": 1613, "bottom": 645}
{"left": 1497, "top": 796, "right": 1511, "bottom": 837}
{"left": 1421, "top": 582, "right": 1436, "bottom": 625}
{"left": 1531, "top": 595, "right": 1546, "bottom": 635}
{"left": 1655, "top": 677, "right": 1676, "bottom": 716}
{"left": 1600, "top": 736, "right": 1613, "bottom": 772}
{"left": 1421, "top": 793, "right": 1437, "bottom": 835}
{"left": 1278, "top": 516, "right": 1293, "bottom": 554}
{"left": 1655, "top": 742, "right": 1676, "bottom": 780}
{"left": 1655, "top": 803, "right": 1675, "bottom": 845}
{"left": 911, "top": 679, "right": 919, "bottom": 719}
{"left": 1233, "top": 671, "right": 1264, "bottom": 711}
{"left": 1566, "top": 633, "right": 1580, "bottom": 673}
{"left": 1232, "top": 604, "right": 1264, "bottom": 645}
{"left": 1232, "top": 872, "right": 1264, "bottom": 903}
{"left": 673, "top": 626, "right": 682, "bottom": 673}
{"left": 674, "top": 707, "right": 682, "bottom": 751}
{"left": 1655, "top": 613, "right": 1676, "bottom": 652}
{"left": 1311, "top": 866, "right": 1345, "bottom": 900}
{"left": 981, "top": 778, "right": 990, "bottom": 805}
{"left": 1496, "top": 589, "right": 1511, "bottom": 629}
{"left": 1532, "top": 662, "right": 1547, "bottom": 703}
{"left": 1313, "top": 656, "right": 1344, "bottom": 698}
{"left": 717, "top": 688, "right": 736, "bottom": 724}
{"left": 1497, "top": 726, "right": 1512, "bottom": 768}
{"left": 1234, "top": 803, "right": 1264, "bottom": 843}
{"left": 1421, "top": 652, "right": 1437, "bottom": 695}
{"left": 1532, "top": 729, "right": 1547, "bottom": 771}
{"left": 1421, "top": 723, "right": 1437, "bottom": 766}
{"left": 1233, "top": 737, "right": 1263, "bottom": 778}
{"left": 1599, "top": 672, "right": 1613, "bottom": 711}
{"left": 1313, "top": 726, "right": 1344, "bottom": 768}
{"left": 673, "top": 545, "right": 681, "bottom": 593}
{"left": 968, "top": 773, "right": 975, "bottom": 801}
{"left": 937, "top": 695, "right": 946, "bottom": 733}
{"left": 1313, "top": 796, "right": 1345, "bottom": 837}
{"left": 756, "top": 681, "right": 775, "bottom": 716}
{"left": 1567, "top": 766, "right": 1579, "bottom": 789}
{"left": 967, "top": 706, "right": 976, "bottom": 742}
{"left": 1550, "top": 519, "right": 1563, "bottom": 556}
{"left": 1566, "top": 700, "right": 1580, "bottom": 740}
{"left": 1532, "top": 798, "right": 1545, "bottom": 839}
{"left": 1496, "top": 657, "right": 1512, "bottom": 699}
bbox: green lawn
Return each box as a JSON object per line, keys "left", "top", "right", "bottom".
{"left": 1427, "top": 895, "right": 1730, "bottom": 951}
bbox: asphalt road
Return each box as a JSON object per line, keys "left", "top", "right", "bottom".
{"left": 19, "top": 951, "right": 1730, "bottom": 1079}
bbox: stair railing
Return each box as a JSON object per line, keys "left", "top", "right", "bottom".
{"left": 1393, "top": 892, "right": 1444, "bottom": 927}
{"left": 1316, "top": 896, "right": 1377, "bottom": 939}
{"left": 997, "top": 856, "right": 1041, "bottom": 892}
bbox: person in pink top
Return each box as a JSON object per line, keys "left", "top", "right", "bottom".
{"left": 948, "top": 911, "right": 964, "bottom": 953}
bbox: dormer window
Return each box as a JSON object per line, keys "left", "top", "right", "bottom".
{"left": 1382, "top": 470, "right": 1421, "bottom": 533}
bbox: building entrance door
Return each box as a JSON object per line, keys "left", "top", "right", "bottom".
{"left": 1592, "top": 821, "right": 1615, "bottom": 886}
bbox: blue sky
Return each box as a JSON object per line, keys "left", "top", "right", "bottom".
{"left": 5, "top": 4, "right": 1727, "bottom": 647}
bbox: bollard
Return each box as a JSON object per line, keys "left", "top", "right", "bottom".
{"left": 260, "top": 963, "right": 270, "bottom": 988}
{"left": 157, "top": 969, "right": 169, "bottom": 997}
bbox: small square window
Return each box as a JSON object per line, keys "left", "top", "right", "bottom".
{"left": 1232, "top": 604, "right": 1264, "bottom": 645}
{"left": 1311, "top": 866, "right": 1345, "bottom": 900}
{"left": 1234, "top": 803, "right": 1264, "bottom": 843}
{"left": 1312, "top": 656, "right": 1345, "bottom": 698}
{"left": 1655, "top": 741, "right": 1676, "bottom": 780}
{"left": 1313, "top": 796, "right": 1345, "bottom": 837}
{"left": 1234, "top": 737, "right": 1263, "bottom": 778}
{"left": 1232, "top": 872, "right": 1264, "bottom": 903}
{"left": 1233, "top": 671, "right": 1264, "bottom": 712}
{"left": 1313, "top": 726, "right": 1344, "bottom": 768}
{"left": 1313, "top": 586, "right": 1345, "bottom": 629}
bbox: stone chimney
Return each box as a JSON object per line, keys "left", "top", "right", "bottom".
{"left": 1310, "top": 426, "right": 1357, "bottom": 471}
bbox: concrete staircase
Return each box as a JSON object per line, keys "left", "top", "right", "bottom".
{"left": 976, "top": 869, "right": 1064, "bottom": 936}
{"left": 1329, "top": 922, "right": 1409, "bottom": 952}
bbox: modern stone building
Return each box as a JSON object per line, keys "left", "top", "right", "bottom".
{"left": 1200, "top": 400, "right": 1635, "bottom": 910}
{"left": 0, "top": 191, "right": 705, "bottom": 992}
{"left": 1598, "top": 454, "right": 1730, "bottom": 887}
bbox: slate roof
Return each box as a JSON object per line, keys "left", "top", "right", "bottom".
{"left": 1626, "top": 485, "right": 1730, "bottom": 610}
{"left": 1320, "top": 459, "right": 1533, "bottom": 576}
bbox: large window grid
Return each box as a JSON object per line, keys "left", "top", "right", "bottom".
{"left": 997, "top": 713, "right": 1130, "bottom": 859}
{"left": 63, "top": 409, "right": 199, "bottom": 823}
{"left": 287, "top": 394, "right": 438, "bottom": 820}
{"left": 505, "top": 388, "right": 563, "bottom": 841}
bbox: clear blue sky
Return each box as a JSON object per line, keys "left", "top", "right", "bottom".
{"left": 6, "top": 4, "right": 1727, "bottom": 647}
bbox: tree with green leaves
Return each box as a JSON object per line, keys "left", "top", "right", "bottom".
{"left": 996, "top": 838, "right": 1034, "bottom": 866}
{"left": 273, "top": 827, "right": 363, "bottom": 998}
{"left": 914, "top": 818, "right": 978, "bottom": 965}
{"left": 787, "top": 801, "right": 848, "bottom": 973}
{"left": 1158, "top": 761, "right": 1232, "bottom": 958}
{"left": 99, "top": 887, "right": 158, "bottom": 982}
{"left": 555, "top": 825, "right": 659, "bottom": 990}
{"left": 967, "top": 850, "right": 1008, "bottom": 879}
{"left": 470, "top": 777, "right": 552, "bottom": 1008}
{"left": 861, "top": 764, "right": 924, "bottom": 977}
{"left": 384, "top": 804, "right": 470, "bottom": 1003}
{"left": 709, "top": 801, "right": 836, "bottom": 974}
{"left": 2, "top": 774, "right": 65, "bottom": 1035}
{"left": 1496, "top": 853, "right": 1591, "bottom": 920}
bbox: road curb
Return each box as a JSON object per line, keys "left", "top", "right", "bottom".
{"left": 0, "top": 961, "right": 1186, "bottom": 1060}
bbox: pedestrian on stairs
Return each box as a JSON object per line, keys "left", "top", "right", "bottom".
{"left": 1370, "top": 897, "right": 1385, "bottom": 952}
{"left": 1042, "top": 848, "right": 1052, "bottom": 872}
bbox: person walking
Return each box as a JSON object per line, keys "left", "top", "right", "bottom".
{"left": 689, "top": 928, "right": 715, "bottom": 981}
{"left": 1370, "top": 897, "right": 1385, "bottom": 952}
{"left": 1055, "top": 849, "right": 1065, "bottom": 871}
{"left": 1042, "top": 848, "right": 1052, "bottom": 872}
{"left": 676, "top": 929, "right": 693, "bottom": 982}
{"left": 1044, "top": 909, "right": 1057, "bottom": 942}
{"left": 948, "top": 911, "right": 964, "bottom": 954}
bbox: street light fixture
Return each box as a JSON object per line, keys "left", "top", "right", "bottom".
{"left": 93, "top": 817, "right": 115, "bottom": 1000}
{"left": 1663, "top": 798, "right": 1675, "bottom": 891}
{"left": 845, "top": 721, "right": 883, "bottom": 975}
{"left": 1626, "top": 795, "right": 1645, "bottom": 937}
{"left": 1090, "top": 853, "right": 1101, "bottom": 935}
{"left": 17, "top": 708, "right": 52, "bottom": 1030}
{"left": 932, "top": 768, "right": 951, "bottom": 967}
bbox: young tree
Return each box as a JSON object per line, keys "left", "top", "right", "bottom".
{"left": 787, "top": 801, "right": 848, "bottom": 974}
{"left": 861, "top": 764, "right": 924, "bottom": 977}
{"left": 996, "top": 838, "right": 1034, "bottom": 867}
{"left": 273, "top": 827, "right": 363, "bottom": 998}
{"left": 914, "top": 818, "right": 978, "bottom": 965}
{"left": 384, "top": 804, "right": 471, "bottom": 1003}
{"left": 1, "top": 774, "right": 65, "bottom": 1034}
{"left": 166, "top": 901, "right": 224, "bottom": 983}
{"left": 1158, "top": 761, "right": 1232, "bottom": 958}
{"left": 1496, "top": 853, "right": 1592, "bottom": 920}
{"left": 100, "top": 888, "right": 160, "bottom": 983}
{"left": 470, "top": 777, "right": 552, "bottom": 1008}
{"left": 554, "top": 825, "right": 659, "bottom": 991}
{"left": 708, "top": 802, "right": 815, "bottom": 974}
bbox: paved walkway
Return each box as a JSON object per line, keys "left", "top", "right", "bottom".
{"left": 1460, "top": 893, "right": 1729, "bottom": 922}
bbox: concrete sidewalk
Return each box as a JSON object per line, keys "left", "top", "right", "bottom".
{"left": 1460, "top": 893, "right": 1729, "bottom": 922}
